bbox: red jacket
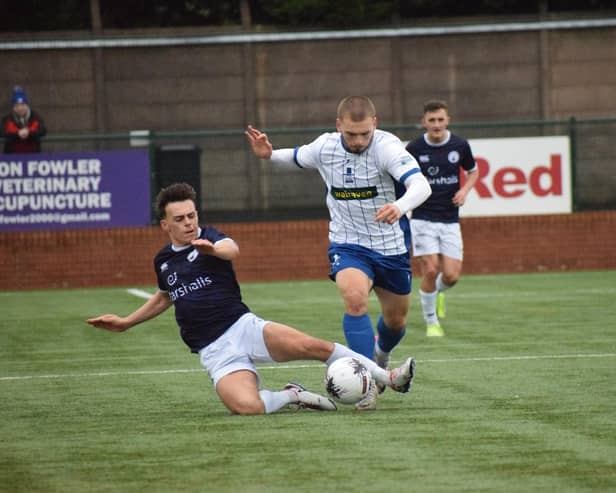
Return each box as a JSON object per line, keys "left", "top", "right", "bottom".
{"left": 1, "top": 109, "right": 47, "bottom": 153}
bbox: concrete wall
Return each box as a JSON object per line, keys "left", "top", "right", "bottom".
{"left": 1, "top": 211, "right": 614, "bottom": 291}
{"left": 1, "top": 23, "right": 615, "bottom": 219}
{"left": 1, "top": 25, "right": 616, "bottom": 134}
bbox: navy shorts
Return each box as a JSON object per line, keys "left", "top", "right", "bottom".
{"left": 328, "top": 243, "right": 412, "bottom": 295}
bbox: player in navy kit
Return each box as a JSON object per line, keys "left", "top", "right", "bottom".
{"left": 87, "top": 183, "right": 416, "bottom": 415}
{"left": 405, "top": 100, "right": 478, "bottom": 337}
{"left": 246, "top": 96, "right": 431, "bottom": 410}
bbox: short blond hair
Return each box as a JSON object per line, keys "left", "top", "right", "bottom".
{"left": 336, "top": 96, "right": 376, "bottom": 121}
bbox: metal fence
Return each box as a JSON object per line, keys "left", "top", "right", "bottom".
{"left": 23, "top": 116, "right": 616, "bottom": 222}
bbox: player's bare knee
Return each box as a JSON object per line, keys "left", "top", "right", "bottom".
{"left": 344, "top": 296, "right": 369, "bottom": 315}
{"left": 442, "top": 274, "right": 459, "bottom": 286}
{"left": 383, "top": 314, "right": 407, "bottom": 331}
{"left": 423, "top": 267, "right": 439, "bottom": 282}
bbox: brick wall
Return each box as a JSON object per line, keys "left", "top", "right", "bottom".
{"left": 1, "top": 211, "right": 614, "bottom": 291}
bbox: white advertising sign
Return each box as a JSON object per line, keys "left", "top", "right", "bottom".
{"left": 460, "top": 136, "right": 571, "bottom": 217}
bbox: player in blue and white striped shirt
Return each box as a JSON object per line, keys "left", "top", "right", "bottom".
{"left": 246, "top": 96, "right": 431, "bottom": 410}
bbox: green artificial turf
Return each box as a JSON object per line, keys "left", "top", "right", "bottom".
{"left": 1, "top": 271, "right": 615, "bottom": 492}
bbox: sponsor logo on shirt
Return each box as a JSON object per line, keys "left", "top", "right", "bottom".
{"left": 427, "top": 175, "right": 460, "bottom": 185}
{"left": 330, "top": 186, "right": 378, "bottom": 200}
{"left": 167, "top": 272, "right": 178, "bottom": 286}
{"left": 168, "top": 275, "right": 212, "bottom": 301}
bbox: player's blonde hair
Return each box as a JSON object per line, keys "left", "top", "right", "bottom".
{"left": 337, "top": 96, "right": 376, "bottom": 121}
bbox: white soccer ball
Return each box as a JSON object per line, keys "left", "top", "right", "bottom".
{"left": 324, "top": 356, "right": 373, "bottom": 405}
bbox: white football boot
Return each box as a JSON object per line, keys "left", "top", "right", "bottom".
{"left": 284, "top": 382, "right": 337, "bottom": 411}
{"left": 388, "top": 357, "right": 416, "bottom": 393}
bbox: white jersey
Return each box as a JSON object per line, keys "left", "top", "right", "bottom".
{"left": 294, "top": 129, "right": 422, "bottom": 256}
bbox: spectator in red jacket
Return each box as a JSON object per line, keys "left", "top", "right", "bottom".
{"left": 1, "top": 86, "right": 47, "bottom": 154}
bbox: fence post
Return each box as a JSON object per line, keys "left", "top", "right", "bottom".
{"left": 568, "top": 116, "right": 577, "bottom": 211}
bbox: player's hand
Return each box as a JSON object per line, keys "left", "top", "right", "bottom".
{"left": 245, "top": 125, "right": 273, "bottom": 159}
{"left": 452, "top": 190, "right": 467, "bottom": 206}
{"left": 18, "top": 128, "right": 29, "bottom": 139}
{"left": 191, "top": 238, "right": 216, "bottom": 255}
{"left": 86, "top": 314, "right": 129, "bottom": 332}
{"left": 375, "top": 203, "right": 402, "bottom": 224}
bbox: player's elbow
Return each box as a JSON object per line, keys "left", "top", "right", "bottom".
{"left": 421, "top": 178, "right": 432, "bottom": 201}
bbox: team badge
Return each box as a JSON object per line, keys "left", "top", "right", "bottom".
{"left": 187, "top": 250, "right": 198, "bottom": 262}
{"left": 448, "top": 151, "right": 460, "bottom": 163}
{"left": 344, "top": 166, "right": 355, "bottom": 184}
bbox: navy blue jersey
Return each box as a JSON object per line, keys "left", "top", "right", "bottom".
{"left": 154, "top": 226, "right": 250, "bottom": 353}
{"left": 406, "top": 132, "right": 476, "bottom": 223}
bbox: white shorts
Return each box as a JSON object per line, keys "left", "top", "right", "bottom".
{"left": 198, "top": 312, "right": 274, "bottom": 386}
{"left": 410, "top": 219, "right": 463, "bottom": 260}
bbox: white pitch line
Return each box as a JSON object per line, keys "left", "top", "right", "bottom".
{"left": 1, "top": 352, "right": 614, "bottom": 382}
{"left": 126, "top": 288, "right": 154, "bottom": 299}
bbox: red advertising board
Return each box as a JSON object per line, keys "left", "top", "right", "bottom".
{"left": 461, "top": 136, "right": 571, "bottom": 217}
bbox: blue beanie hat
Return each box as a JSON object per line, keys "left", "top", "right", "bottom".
{"left": 11, "top": 86, "right": 29, "bottom": 105}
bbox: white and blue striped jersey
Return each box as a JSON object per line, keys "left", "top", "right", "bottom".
{"left": 293, "top": 129, "right": 422, "bottom": 256}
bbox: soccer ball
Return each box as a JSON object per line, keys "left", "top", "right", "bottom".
{"left": 324, "top": 357, "right": 373, "bottom": 405}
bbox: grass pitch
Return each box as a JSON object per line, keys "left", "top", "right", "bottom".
{"left": 1, "top": 271, "right": 615, "bottom": 492}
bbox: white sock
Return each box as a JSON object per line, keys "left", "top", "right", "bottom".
{"left": 419, "top": 289, "right": 439, "bottom": 325}
{"left": 435, "top": 273, "right": 452, "bottom": 292}
{"left": 326, "top": 343, "right": 390, "bottom": 387}
{"left": 259, "top": 389, "right": 295, "bottom": 414}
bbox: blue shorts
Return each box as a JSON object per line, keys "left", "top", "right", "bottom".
{"left": 328, "top": 243, "right": 412, "bottom": 295}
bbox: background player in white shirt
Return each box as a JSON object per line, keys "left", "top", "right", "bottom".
{"left": 406, "top": 100, "right": 479, "bottom": 337}
{"left": 87, "top": 183, "right": 416, "bottom": 415}
{"left": 246, "top": 96, "right": 431, "bottom": 410}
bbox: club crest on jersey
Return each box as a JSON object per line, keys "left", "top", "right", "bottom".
{"left": 448, "top": 151, "right": 460, "bottom": 163}
{"left": 331, "top": 253, "right": 341, "bottom": 268}
{"left": 167, "top": 272, "right": 178, "bottom": 286}
{"left": 187, "top": 250, "right": 198, "bottom": 262}
{"left": 344, "top": 166, "right": 355, "bottom": 184}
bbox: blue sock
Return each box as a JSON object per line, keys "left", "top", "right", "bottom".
{"left": 376, "top": 316, "right": 406, "bottom": 352}
{"left": 343, "top": 313, "right": 375, "bottom": 359}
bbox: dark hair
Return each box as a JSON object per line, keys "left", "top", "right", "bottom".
{"left": 423, "top": 99, "right": 449, "bottom": 114}
{"left": 156, "top": 182, "right": 197, "bottom": 219}
{"left": 336, "top": 95, "right": 376, "bottom": 121}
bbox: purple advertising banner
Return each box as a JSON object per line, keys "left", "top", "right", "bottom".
{"left": 0, "top": 150, "right": 151, "bottom": 232}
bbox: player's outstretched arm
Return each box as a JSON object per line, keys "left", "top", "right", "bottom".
{"left": 245, "top": 125, "right": 273, "bottom": 159}
{"left": 191, "top": 237, "right": 239, "bottom": 261}
{"left": 86, "top": 290, "right": 173, "bottom": 332}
